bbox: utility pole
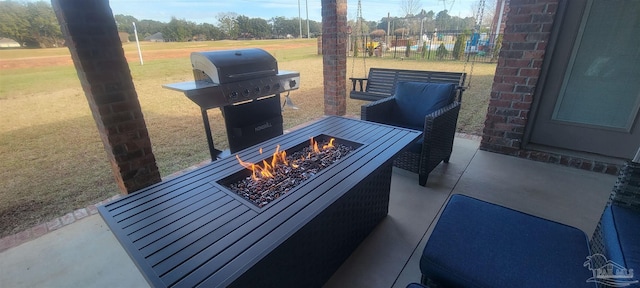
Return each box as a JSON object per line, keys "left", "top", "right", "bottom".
{"left": 306, "top": 0, "right": 310, "bottom": 38}
{"left": 387, "top": 12, "right": 391, "bottom": 46}
{"left": 298, "top": 0, "right": 302, "bottom": 38}
{"left": 420, "top": 17, "right": 425, "bottom": 47}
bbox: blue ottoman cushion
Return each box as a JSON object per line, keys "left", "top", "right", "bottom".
{"left": 601, "top": 204, "right": 640, "bottom": 272}
{"left": 420, "top": 194, "right": 593, "bottom": 288}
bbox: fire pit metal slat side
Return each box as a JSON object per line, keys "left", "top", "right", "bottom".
{"left": 228, "top": 162, "right": 394, "bottom": 288}
{"left": 97, "top": 116, "right": 421, "bottom": 288}
{"left": 175, "top": 129, "right": 416, "bottom": 287}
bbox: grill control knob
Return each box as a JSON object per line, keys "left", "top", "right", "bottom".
{"left": 273, "top": 83, "right": 281, "bottom": 90}
{"left": 230, "top": 91, "right": 239, "bottom": 99}
{"left": 254, "top": 87, "right": 261, "bottom": 93}
{"left": 264, "top": 84, "right": 271, "bottom": 92}
{"left": 289, "top": 80, "right": 297, "bottom": 88}
{"left": 243, "top": 89, "right": 250, "bottom": 96}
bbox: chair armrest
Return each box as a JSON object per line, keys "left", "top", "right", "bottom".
{"left": 424, "top": 101, "right": 461, "bottom": 131}
{"left": 454, "top": 85, "right": 466, "bottom": 102}
{"left": 349, "top": 77, "right": 368, "bottom": 91}
{"left": 610, "top": 161, "right": 640, "bottom": 212}
{"left": 361, "top": 97, "right": 396, "bottom": 124}
{"left": 420, "top": 102, "right": 461, "bottom": 173}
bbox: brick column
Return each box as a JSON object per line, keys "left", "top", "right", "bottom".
{"left": 52, "top": 0, "right": 161, "bottom": 194}
{"left": 481, "top": 0, "right": 558, "bottom": 155}
{"left": 321, "top": 0, "right": 348, "bottom": 116}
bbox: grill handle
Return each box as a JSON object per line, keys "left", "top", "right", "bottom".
{"left": 227, "top": 69, "right": 276, "bottom": 79}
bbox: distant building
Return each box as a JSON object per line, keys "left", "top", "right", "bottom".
{"left": 144, "top": 32, "right": 164, "bottom": 42}
{"left": 0, "top": 38, "right": 21, "bottom": 48}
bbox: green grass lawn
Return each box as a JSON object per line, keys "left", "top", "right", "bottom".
{"left": 0, "top": 39, "right": 495, "bottom": 237}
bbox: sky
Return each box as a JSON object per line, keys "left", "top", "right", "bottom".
{"left": 106, "top": 0, "right": 482, "bottom": 24}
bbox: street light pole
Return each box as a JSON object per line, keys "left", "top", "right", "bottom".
{"left": 132, "top": 22, "right": 143, "bottom": 65}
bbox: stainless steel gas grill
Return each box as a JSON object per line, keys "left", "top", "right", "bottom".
{"left": 163, "top": 48, "right": 300, "bottom": 160}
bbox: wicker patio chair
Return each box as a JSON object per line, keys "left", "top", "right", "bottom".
{"left": 589, "top": 160, "right": 640, "bottom": 288}
{"left": 361, "top": 81, "right": 461, "bottom": 186}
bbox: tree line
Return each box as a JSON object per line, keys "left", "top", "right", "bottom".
{"left": 0, "top": 1, "right": 62, "bottom": 48}
{"left": 351, "top": 10, "right": 478, "bottom": 38}
{"left": 0, "top": 1, "right": 323, "bottom": 48}
{"left": 0, "top": 0, "right": 482, "bottom": 48}
{"left": 115, "top": 13, "right": 322, "bottom": 42}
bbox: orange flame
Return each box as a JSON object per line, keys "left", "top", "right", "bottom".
{"left": 313, "top": 141, "right": 320, "bottom": 154}
{"left": 236, "top": 138, "right": 336, "bottom": 181}
{"left": 322, "top": 138, "right": 335, "bottom": 150}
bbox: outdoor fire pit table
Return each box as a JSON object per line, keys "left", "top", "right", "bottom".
{"left": 99, "top": 116, "right": 421, "bottom": 288}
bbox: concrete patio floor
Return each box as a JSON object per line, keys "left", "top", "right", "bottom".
{"left": 0, "top": 136, "right": 617, "bottom": 288}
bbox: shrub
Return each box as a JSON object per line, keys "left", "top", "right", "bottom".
{"left": 405, "top": 40, "right": 411, "bottom": 57}
{"left": 436, "top": 43, "right": 448, "bottom": 60}
{"left": 370, "top": 29, "right": 386, "bottom": 38}
{"left": 394, "top": 28, "right": 408, "bottom": 36}
{"left": 453, "top": 34, "right": 467, "bottom": 60}
{"left": 353, "top": 39, "right": 359, "bottom": 57}
{"left": 421, "top": 42, "right": 428, "bottom": 59}
{"left": 492, "top": 34, "right": 503, "bottom": 61}
{"left": 367, "top": 41, "right": 378, "bottom": 56}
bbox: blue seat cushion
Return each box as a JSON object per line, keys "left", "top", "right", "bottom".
{"left": 394, "top": 82, "right": 456, "bottom": 128}
{"left": 420, "top": 194, "right": 593, "bottom": 288}
{"left": 600, "top": 204, "right": 640, "bottom": 273}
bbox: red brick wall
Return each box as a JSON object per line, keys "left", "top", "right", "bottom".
{"left": 52, "top": 0, "right": 161, "bottom": 193}
{"left": 480, "top": 0, "right": 620, "bottom": 175}
{"left": 321, "top": 0, "right": 348, "bottom": 116}
{"left": 481, "top": 0, "right": 558, "bottom": 155}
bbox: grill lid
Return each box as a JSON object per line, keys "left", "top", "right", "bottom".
{"left": 191, "top": 48, "right": 278, "bottom": 84}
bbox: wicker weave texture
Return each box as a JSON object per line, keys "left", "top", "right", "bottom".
{"left": 590, "top": 161, "right": 640, "bottom": 262}
{"left": 229, "top": 162, "right": 393, "bottom": 287}
{"left": 610, "top": 161, "right": 640, "bottom": 210}
{"left": 362, "top": 99, "right": 461, "bottom": 186}
{"left": 393, "top": 151, "right": 420, "bottom": 173}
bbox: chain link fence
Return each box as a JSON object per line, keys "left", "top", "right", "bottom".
{"left": 348, "top": 30, "right": 502, "bottom": 63}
